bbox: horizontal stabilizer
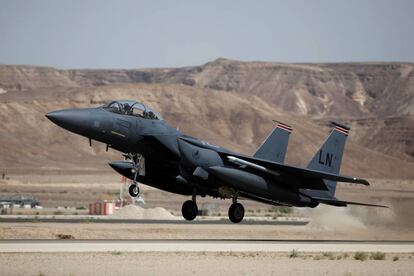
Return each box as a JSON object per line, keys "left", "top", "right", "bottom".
{"left": 312, "top": 197, "right": 388, "bottom": 208}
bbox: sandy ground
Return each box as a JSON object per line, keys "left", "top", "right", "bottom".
{"left": 1, "top": 240, "right": 413, "bottom": 253}
{"left": 0, "top": 252, "right": 413, "bottom": 276}
{"left": 0, "top": 221, "right": 413, "bottom": 240}
{"left": 0, "top": 174, "right": 413, "bottom": 275}
{"left": 1, "top": 174, "right": 413, "bottom": 241}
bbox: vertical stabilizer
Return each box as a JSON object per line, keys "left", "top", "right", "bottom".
{"left": 307, "top": 122, "right": 350, "bottom": 195}
{"left": 253, "top": 121, "right": 292, "bottom": 163}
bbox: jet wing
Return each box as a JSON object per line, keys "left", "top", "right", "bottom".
{"left": 221, "top": 153, "right": 370, "bottom": 187}
{"left": 311, "top": 197, "right": 388, "bottom": 208}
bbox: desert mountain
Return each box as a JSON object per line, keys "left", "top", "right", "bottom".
{"left": 0, "top": 59, "right": 413, "bottom": 178}
{"left": 3, "top": 58, "right": 413, "bottom": 117}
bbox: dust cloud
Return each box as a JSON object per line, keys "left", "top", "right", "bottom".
{"left": 298, "top": 201, "right": 398, "bottom": 231}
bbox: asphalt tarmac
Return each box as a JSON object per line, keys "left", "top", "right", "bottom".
{"left": 1, "top": 240, "right": 413, "bottom": 253}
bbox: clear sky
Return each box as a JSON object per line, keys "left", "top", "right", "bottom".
{"left": 0, "top": 0, "right": 413, "bottom": 68}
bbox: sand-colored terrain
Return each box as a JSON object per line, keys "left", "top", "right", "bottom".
{"left": 0, "top": 173, "right": 413, "bottom": 241}
{"left": 0, "top": 221, "right": 413, "bottom": 240}
{"left": 0, "top": 252, "right": 413, "bottom": 276}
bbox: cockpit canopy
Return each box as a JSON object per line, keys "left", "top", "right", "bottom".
{"left": 103, "top": 100, "right": 162, "bottom": 120}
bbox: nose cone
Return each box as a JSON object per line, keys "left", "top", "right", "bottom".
{"left": 46, "top": 108, "right": 92, "bottom": 135}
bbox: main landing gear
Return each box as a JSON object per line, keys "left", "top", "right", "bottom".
{"left": 181, "top": 200, "right": 198, "bottom": 221}
{"left": 228, "top": 198, "right": 244, "bottom": 223}
{"left": 181, "top": 193, "right": 245, "bottom": 223}
{"left": 181, "top": 193, "right": 198, "bottom": 221}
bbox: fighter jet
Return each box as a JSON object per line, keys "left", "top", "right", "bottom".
{"left": 46, "top": 99, "right": 386, "bottom": 223}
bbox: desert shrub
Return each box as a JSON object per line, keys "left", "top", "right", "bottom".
{"left": 246, "top": 252, "right": 256, "bottom": 258}
{"left": 323, "top": 252, "right": 334, "bottom": 258}
{"left": 229, "top": 251, "right": 238, "bottom": 257}
{"left": 354, "top": 252, "right": 368, "bottom": 261}
{"left": 56, "top": 234, "right": 74, "bottom": 240}
{"left": 278, "top": 206, "right": 292, "bottom": 214}
{"left": 370, "top": 252, "right": 386, "bottom": 260}
{"left": 289, "top": 249, "right": 299, "bottom": 258}
{"left": 393, "top": 256, "right": 399, "bottom": 261}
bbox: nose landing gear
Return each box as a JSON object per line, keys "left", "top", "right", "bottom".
{"left": 128, "top": 184, "right": 140, "bottom": 197}
{"left": 126, "top": 153, "right": 145, "bottom": 198}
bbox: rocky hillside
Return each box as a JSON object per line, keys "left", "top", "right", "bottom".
{"left": 2, "top": 59, "right": 413, "bottom": 118}
{"left": 0, "top": 59, "right": 413, "bottom": 177}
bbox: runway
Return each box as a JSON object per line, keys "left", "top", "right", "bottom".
{"left": 0, "top": 217, "right": 308, "bottom": 225}
{"left": 1, "top": 240, "right": 413, "bottom": 253}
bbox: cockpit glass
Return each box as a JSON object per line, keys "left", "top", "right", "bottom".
{"left": 103, "top": 100, "right": 162, "bottom": 120}
{"left": 106, "top": 101, "right": 122, "bottom": 113}
{"left": 130, "top": 103, "right": 146, "bottom": 117}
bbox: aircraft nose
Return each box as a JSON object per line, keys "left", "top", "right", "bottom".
{"left": 46, "top": 108, "right": 92, "bottom": 134}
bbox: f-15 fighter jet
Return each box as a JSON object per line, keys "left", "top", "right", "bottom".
{"left": 46, "top": 100, "right": 386, "bottom": 223}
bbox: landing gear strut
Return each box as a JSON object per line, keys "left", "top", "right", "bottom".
{"left": 126, "top": 153, "right": 145, "bottom": 198}
{"left": 228, "top": 198, "right": 244, "bottom": 223}
{"left": 181, "top": 191, "right": 198, "bottom": 221}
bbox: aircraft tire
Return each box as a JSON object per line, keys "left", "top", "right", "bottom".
{"left": 128, "top": 184, "right": 139, "bottom": 197}
{"left": 228, "top": 202, "right": 244, "bottom": 223}
{"left": 181, "top": 200, "right": 198, "bottom": 221}
{"left": 309, "top": 202, "right": 319, "bottom": 208}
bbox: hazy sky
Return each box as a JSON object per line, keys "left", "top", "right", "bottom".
{"left": 0, "top": 0, "right": 413, "bottom": 68}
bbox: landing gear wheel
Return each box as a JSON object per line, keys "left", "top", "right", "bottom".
{"left": 181, "top": 200, "right": 198, "bottom": 221}
{"left": 228, "top": 202, "right": 244, "bottom": 223}
{"left": 128, "top": 184, "right": 139, "bottom": 197}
